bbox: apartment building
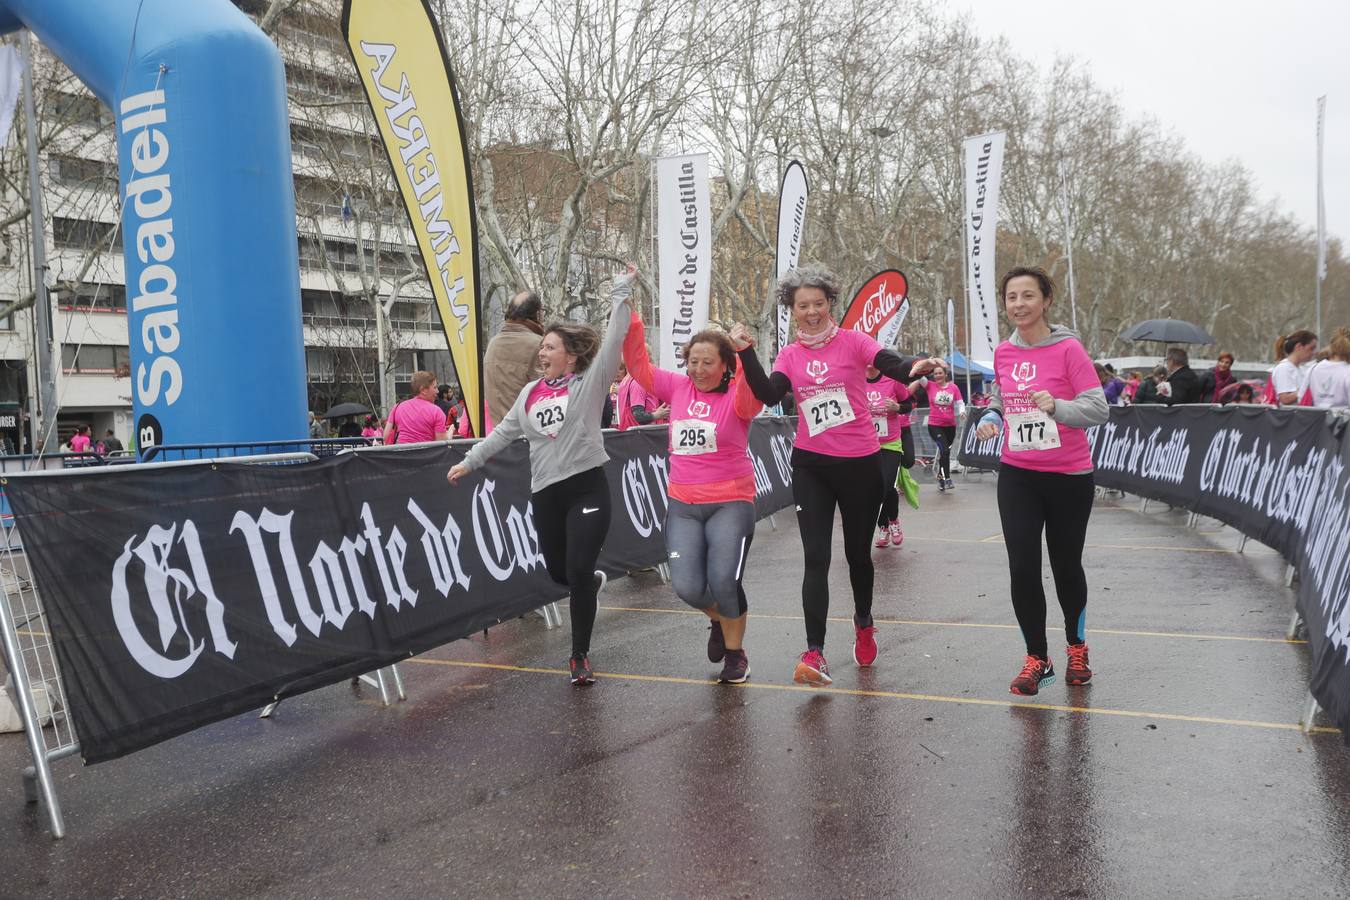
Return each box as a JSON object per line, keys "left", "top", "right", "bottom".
{"left": 0, "top": 1, "right": 455, "bottom": 453}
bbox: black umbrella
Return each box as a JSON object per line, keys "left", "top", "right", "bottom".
{"left": 1120, "top": 319, "right": 1216, "bottom": 344}
{"left": 320, "top": 402, "right": 372, "bottom": 419}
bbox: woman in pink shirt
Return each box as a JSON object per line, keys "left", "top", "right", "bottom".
{"left": 69, "top": 425, "right": 92, "bottom": 454}
{"left": 921, "top": 365, "right": 964, "bottom": 492}
{"left": 623, "top": 312, "right": 763, "bottom": 683}
{"left": 864, "top": 369, "right": 911, "bottom": 548}
{"left": 614, "top": 365, "right": 670, "bottom": 431}
{"left": 735, "top": 264, "right": 942, "bottom": 685}
{"left": 383, "top": 372, "right": 450, "bottom": 445}
{"left": 974, "top": 266, "right": 1108, "bottom": 696}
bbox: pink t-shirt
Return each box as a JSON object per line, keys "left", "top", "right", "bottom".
{"left": 615, "top": 376, "right": 654, "bottom": 431}
{"left": 925, "top": 380, "right": 962, "bottom": 427}
{"left": 994, "top": 337, "right": 1100, "bottom": 473}
{"left": 774, "top": 329, "right": 884, "bottom": 457}
{"left": 646, "top": 368, "right": 755, "bottom": 484}
{"left": 70, "top": 433, "right": 90, "bottom": 452}
{"left": 864, "top": 378, "right": 910, "bottom": 443}
{"left": 389, "top": 398, "right": 446, "bottom": 444}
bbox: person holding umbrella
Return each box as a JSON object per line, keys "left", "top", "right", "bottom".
{"left": 1156, "top": 348, "right": 1202, "bottom": 405}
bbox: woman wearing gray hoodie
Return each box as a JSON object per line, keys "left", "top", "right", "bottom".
{"left": 447, "top": 266, "right": 635, "bottom": 685}
{"left": 974, "top": 266, "right": 1108, "bottom": 697}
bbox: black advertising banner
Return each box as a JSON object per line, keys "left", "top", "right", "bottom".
{"left": 5, "top": 419, "right": 797, "bottom": 764}
{"left": 959, "top": 405, "right": 1350, "bottom": 739}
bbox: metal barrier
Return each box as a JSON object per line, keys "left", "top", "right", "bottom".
{"left": 141, "top": 437, "right": 376, "bottom": 462}
{"left": 0, "top": 449, "right": 412, "bottom": 839}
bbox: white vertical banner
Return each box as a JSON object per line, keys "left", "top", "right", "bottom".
{"left": 963, "top": 131, "right": 1006, "bottom": 363}
{"left": 946, "top": 297, "right": 956, "bottom": 361}
{"left": 1316, "top": 95, "right": 1328, "bottom": 286}
{"left": 0, "top": 44, "right": 22, "bottom": 148}
{"left": 775, "top": 161, "right": 809, "bottom": 353}
{"left": 656, "top": 153, "right": 712, "bottom": 371}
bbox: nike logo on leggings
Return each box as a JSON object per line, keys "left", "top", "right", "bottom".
{"left": 582, "top": 507, "right": 600, "bottom": 514}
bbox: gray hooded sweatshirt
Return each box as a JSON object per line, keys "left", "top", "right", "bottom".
{"left": 462, "top": 276, "right": 632, "bottom": 493}
{"left": 984, "top": 325, "right": 1109, "bottom": 473}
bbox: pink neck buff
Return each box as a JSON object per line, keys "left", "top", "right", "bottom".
{"left": 796, "top": 317, "right": 839, "bottom": 350}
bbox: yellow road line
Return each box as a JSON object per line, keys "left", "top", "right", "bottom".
{"left": 903, "top": 536, "right": 1256, "bottom": 554}
{"left": 405, "top": 657, "right": 1341, "bottom": 736}
{"left": 597, "top": 605, "right": 1306, "bottom": 645}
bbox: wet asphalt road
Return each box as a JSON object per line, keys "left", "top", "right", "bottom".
{"left": 2, "top": 474, "right": 1348, "bottom": 898}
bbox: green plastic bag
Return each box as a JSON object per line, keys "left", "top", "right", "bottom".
{"left": 898, "top": 465, "right": 920, "bottom": 510}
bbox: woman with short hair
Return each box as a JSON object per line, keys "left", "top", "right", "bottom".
{"left": 447, "top": 267, "right": 635, "bottom": 686}
{"left": 734, "top": 264, "right": 941, "bottom": 685}
{"left": 622, "top": 312, "right": 763, "bottom": 682}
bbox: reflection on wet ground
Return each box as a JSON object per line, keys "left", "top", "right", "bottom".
{"left": 2, "top": 481, "right": 1348, "bottom": 897}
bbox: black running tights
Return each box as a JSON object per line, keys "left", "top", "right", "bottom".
{"left": 877, "top": 448, "right": 903, "bottom": 526}
{"left": 792, "top": 455, "right": 884, "bottom": 648}
{"left": 928, "top": 424, "right": 956, "bottom": 480}
{"left": 532, "top": 466, "right": 611, "bottom": 657}
{"left": 996, "top": 463, "right": 1095, "bottom": 658}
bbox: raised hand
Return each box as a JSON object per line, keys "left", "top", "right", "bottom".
{"left": 729, "top": 322, "right": 755, "bottom": 351}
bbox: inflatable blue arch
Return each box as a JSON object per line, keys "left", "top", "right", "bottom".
{"left": 0, "top": 0, "right": 307, "bottom": 453}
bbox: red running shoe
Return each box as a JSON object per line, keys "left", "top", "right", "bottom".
{"left": 1009, "top": 655, "right": 1056, "bottom": 696}
{"left": 793, "top": 649, "right": 832, "bottom": 686}
{"left": 888, "top": 521, "right": 904, "bottom": 546}
{"left": 875, "top": 527, "right": 890, "bottom": 549}
{"left": 1065, "top": 643, "right": 1093, "bottom": 685}
{"left": 853, "top": 615, "right": 878, "bottom": 667}
{"left": 569, "top": 655, "right": 595, "bottom": 686}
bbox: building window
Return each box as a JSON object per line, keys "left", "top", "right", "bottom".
{"left": 52, "top": 217, "right": 123, "bottom": 252}
{"left": 58, "top": 283, "right": 126, "bottom": 313}
{"left": 49, "top": 154, "right": 118, "bottom": 191}
{"left": 61, "top": 344, "right": 130, "bottom": 375}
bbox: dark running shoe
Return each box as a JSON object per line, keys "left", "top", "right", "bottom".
{"left": 718, "top": 649, "right": 750, "bottom": 684}
{"left": 1009, "top": 655, "right": 1056, "bottom": 696}
{"left": 569, "top": 655, "right": 595, "bottom": 686}
{"left": 707, "top": 620, "right": 726, "bottom": 663}
{"left": 1065, "top": 643, "right": 1093, "bottom": 685}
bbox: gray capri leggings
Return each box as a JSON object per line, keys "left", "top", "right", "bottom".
{"left": 665, "top": 498, "right": 756, "bottom": 619}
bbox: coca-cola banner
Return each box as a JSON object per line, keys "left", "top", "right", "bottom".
{"left": 839, "top": 269, "right": 910, "bottom": 349}
{"left": 958, "top": 405, "right": 1350, "bottom": 741}
{"left": 5, "top": 419, "right": 797, "bottom": 763}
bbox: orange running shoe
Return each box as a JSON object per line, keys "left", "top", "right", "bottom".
{"left": 793, "top": 649, "right": 832, "bottom": 686}
{"left": 1009, "top": 655, "right": 1056, "bottom": 696}
{"left": 1065, "top": 643, "right": 1093, "bottom": 685}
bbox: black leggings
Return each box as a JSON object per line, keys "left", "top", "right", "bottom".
{"left": 996, "top": 463, "right": 1095, "bottom": 658}
{"left": 532, "top": 466, "right": 611, "bottom": 657}
{"left": 898, "top": 426, "right": 916, "bottom": 469}
{"left": 928, "top": 424, "right": 956, "bottom": 479}
{"left": 792, "top": 454, "right": 884, "bottom": 648}
{"left": 877, "top": 448, "right": 903, "bottom": 525}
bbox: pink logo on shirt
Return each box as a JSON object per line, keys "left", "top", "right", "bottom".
{"left": 806, "top": 360, "right": 829, "bottom": 383}
{"left": 687, "top": 400, "right": 712, "bottom": 418}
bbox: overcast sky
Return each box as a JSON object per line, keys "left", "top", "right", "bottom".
{"left": 957, "top": 0, "right": 1347, "bottom": 244}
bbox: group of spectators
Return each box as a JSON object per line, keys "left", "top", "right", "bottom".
{"left": 1090, "top": 330, "right": 1350, "bottom": 410}
{"left": 60, "top": 425, "right": 123, "bottom": 456}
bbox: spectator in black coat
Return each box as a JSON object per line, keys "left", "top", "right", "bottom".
{"left": 1157, "top": 347, "right": 1202, "bottom": 405}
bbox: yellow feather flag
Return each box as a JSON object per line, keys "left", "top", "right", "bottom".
{"left": 342, "top": 0, "right": 482, "bottom": 435}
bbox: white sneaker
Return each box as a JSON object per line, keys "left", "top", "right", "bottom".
{"left": 875, "top": 527, "right": 890, "bottom": 549}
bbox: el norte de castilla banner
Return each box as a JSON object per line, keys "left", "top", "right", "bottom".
{"left": 656, "top": 153, "right": 712, "bottom": 372}
{"left": 5, "top": 421, "right": 798, "bottom": 764}
{"left": 343, "top": 0, "right": 483, "bottom": 434}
